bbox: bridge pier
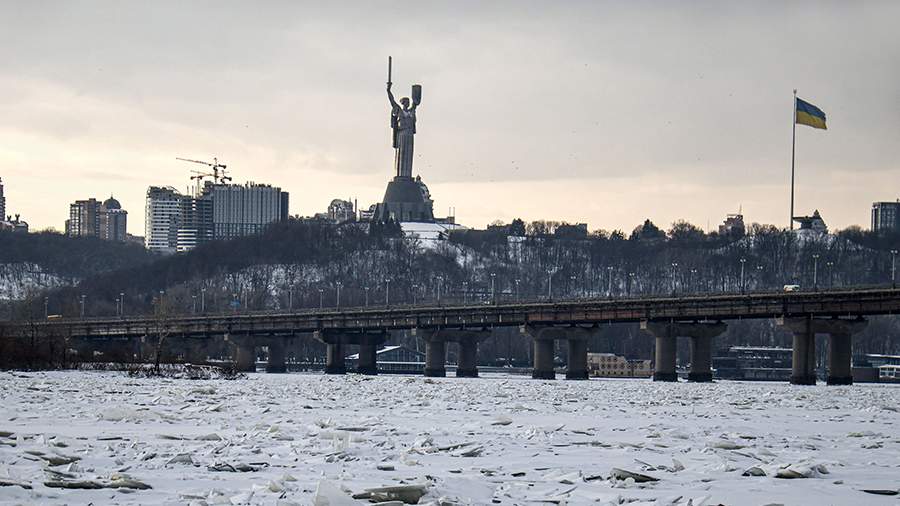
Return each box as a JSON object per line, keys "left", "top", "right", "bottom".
{"left": 266, "top": 341, "right": 287, "bottom": 373}
{"left": 417, "top": 328, "right": 491, "bottom": 378}
{"left": 521, "top": 325, "right": 593, "bottom": 380}
{"left": 182, "top": 339, "right": 208, "bottom": 365}
{"left": 315, "top": 330, "right": 388, "bottom": 375}
{"left": 357, "top": 344, "right": 378, "bottom": 375}
{"left": 234, "top": 343, "right": 256, "bottom": 373}
{"left": 424, "top": 340, "right": 446, "bottom": 377}
{"left": 643, "top": 321, "right": 727, "bottom": 382}
{"left": 779, "top": 317, "right": 867, "bottom": 385}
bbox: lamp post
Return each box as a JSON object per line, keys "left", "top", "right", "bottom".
{"left": 44, "top": 297, "right": 49, "bottom": 318}
{"left": 336, "top": 282, "right": 342, "bottom": 309}
{"left": 812, "top": 254, "right": 820, "bottom": 291}
{"left": 607, "top": 266, "right": 613, "bottom": 298}
{"left": 287, "top": 287, "right": 293, "bottom": 311}
{"left": 892, "top": 250, "right": 898, "bottom": 289}
{"left": 739, "top": 257, "right": 746, "bottom": 294}
{"left": 200, "top": 288, "right": 205, "bottom": 313}
{"left": 318, "top": 288, "right": 324, "bottom": 310}
{"left": 569, "top": 275, "right": 576, "bottom": 298}
{"left": 385, "top": 278, "right": 391, "bottom": 306}
{"left": 547, "top": 269, "right": 554, "bottom": 300}
{"left": 671, "top": 262, "right": 678, "bottom": 296}
{"left": 462, "top": 281, "right": 469, "bottom": 305}
{"left": 192, "top": 294, "right": 197, "bottom": 314}
{"left": 364, "top": 286, "right": 370, "bottom": 307}
{"left": 232, "top": 292, "right": 238, "bottom": 313}
{"left": 755, "top": 265, "right": 763, "bottom": 291}
{"left": 627, "top": 272, "right": 635, "bottom": 296}
{"left": 79, "top": 294, "right": 86, "bottom": 318}
{"left": 490, "top": 273, "right": 496, "bottom": 304}
{"left": 436, "top": 276, "right": 444, "bottom": 304}
{"left": 514, "top": 278, "right": 520, "bottom": 301}
{"left": 825, "top": 261, "right": 833, "bottom": 288}
{"left": 412, "top": 284, "right": 418, "bottom": 305}
{"left": 689, "top": 268, "right": 697, "bottom": 294}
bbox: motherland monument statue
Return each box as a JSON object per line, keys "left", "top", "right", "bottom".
{"left": 375, "top": 56, "right": 435, "bottom": 223}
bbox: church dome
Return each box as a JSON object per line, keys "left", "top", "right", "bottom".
{"left": 103, "top": 196, "right": 122, "bottom": 210}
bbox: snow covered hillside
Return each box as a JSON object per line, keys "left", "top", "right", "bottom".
{"left": 0, "top": 372, "right": 898, "bottom": 505}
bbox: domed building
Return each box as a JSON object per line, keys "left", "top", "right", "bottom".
{"left": 100, "top": 195, "right": 128, "bottom": 242}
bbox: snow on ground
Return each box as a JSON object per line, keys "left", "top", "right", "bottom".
{"left": 1, "top": 371, "right": 899, "bottom": 505}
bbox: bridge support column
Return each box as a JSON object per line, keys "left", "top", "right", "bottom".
{"left": 325, "top": 343, "right": 346, "bottom": 374}
{"left": 780, "top": 317, "right": 866, "bottom": 386}
{"left": 234, "top": 343, "right": 256, "bottom": 373}
{"left": 416, "top": 328, "right": 491, "bottom": 378}
{"left": 314, "top": 330, "right": 387, "bottom": 375}
{"left": 457, "top": 341, "right": 478, "bottom": 377}
{"left": 533, "top": 339, "right": 556, "bottom": 379}
{"left": 643, "top": 321, "right": 727, "bottom": 382}
{"left": 688, "top": 335, "right": 713, "bottom": 382}
{"left": 425, "top": 340, "right": 446, "bottom": 377}
{"left": 521, "top": 325, "right": 594, "bottom": 380}
{"left": 266, "top": 341, "right": 286, "bottom": 373}
{"left": 566, "top": 338, "right": 589, "bottom": 380}
{"left": 357, "top": 344, "right": 378, "bottom": 375}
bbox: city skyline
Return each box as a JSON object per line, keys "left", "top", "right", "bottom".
{"left": 2, "top": 2, "right": 899, "bottom": 234}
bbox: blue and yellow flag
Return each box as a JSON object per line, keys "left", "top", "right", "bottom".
{"left": 796, "top": 98, "right": 826, "bottom": 130}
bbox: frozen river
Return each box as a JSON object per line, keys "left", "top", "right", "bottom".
{"left": 1, "top": 370, "right": 898, "bottom": 505}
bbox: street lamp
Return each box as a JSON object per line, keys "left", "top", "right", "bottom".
{"left": 385, "top": 278, "right": 391, "bottom": 306}
{"left": 200, "top": 287, "right": 206, "bottom": 313}
{"left": 671, "top": 262, "right": 679, "bottom": 296}
{"left": 120, "top": 292, "right": 125, "bottom": 316}
{"left": 364, "top": 286, "right": 370, "bottom": 307}
{"left": 412, "top": 284, "right": 419, "bottom": 305}
{"left": 689, "top": 268, "right": 698, "bottom": 294}
{"left": 336, "top": 282, "right": 342, "bottom": 309}
{"left": 812, "top": 254, "right": 820, "bottom": 291}
{"left": 436, "top": 276, "right": 444, "bottom": 304}
{"left": 79, "top": 294, "right": 86, "bottom": 318}
{"left": 44, "top": 297, "right": 49, "bottom": 318}
{"left": 547, "top": 269, "right": 554, "bottom": 300}
{"left": 462, "top": 281, "right": 469, "bottom": 305}
{"left": 318, "top": 288, "right": 324, "bottom": 310}
{"left": 287, "top": 287, "right": 293, "bottom": 311}
{"left": 569, "top": 275, "right": 576, "bottom": 299}
{"left": 607, "top": 266, "right": 614, "bottom": 298}
{"left": 490, "top": 273, "right": 497, "bottom": 304}
{"left": 514, "top": 278, "right": 521, "bottom": 301}
{"left": 892, "top": 250, "right": 898, "bottom": 289}
{"left": 739, "top": 257, "right": 746, "bottom": 294}
{"left": 192, "top": 294, "right": 197, "bottom": 314}
{"left": 755, "top": 265, "right": 763, "bottom": 291}
{"left": 628, "top": 272, "right": 636, "bottom": 296}
{"left": 825, "top": 261, "right": 833, "bottom": 288}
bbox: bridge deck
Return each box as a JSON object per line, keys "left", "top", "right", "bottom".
{"left": 6, "top": 288, "right": 900, "bottom": 340}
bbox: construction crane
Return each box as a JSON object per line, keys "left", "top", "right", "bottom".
{"left": 176, "top": 157, "right": 232, "bottom": 194}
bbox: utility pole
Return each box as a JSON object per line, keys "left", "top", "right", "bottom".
{"left": 892, "top": 250, "right": 898, "bottom": 288}
{"left": 740, "top": 258, "right": 747, "bottom": 294}
{"left": 812, "top": 254, "right": 820, "bottom": 290}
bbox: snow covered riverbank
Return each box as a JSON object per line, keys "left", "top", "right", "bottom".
{"left": 1, "top": 371, "right": 898, "bottom": 505}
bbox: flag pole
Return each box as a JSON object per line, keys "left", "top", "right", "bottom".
{"left": 790, "top": 89, "right": 797, "bottom": 230}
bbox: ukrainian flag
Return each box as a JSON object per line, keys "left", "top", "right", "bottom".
{"left": 796, "top": 98, "right": 827, "bottom": 130}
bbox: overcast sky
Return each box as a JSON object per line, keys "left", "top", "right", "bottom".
{"left": 1, "top": 1, "right": 898, "bottom": 235}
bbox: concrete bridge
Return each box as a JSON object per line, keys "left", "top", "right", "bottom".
{"left": 4, "top": 288, "right": 900, "bottom": 385}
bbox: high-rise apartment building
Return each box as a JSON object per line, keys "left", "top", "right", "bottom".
{"left": 872, "top": 201, "right": 900, "bottom": 233}
{"left": 144, "top": 181, "right": 289, "bottom": 253}
{"left": 65, "top": 196, "right": 128, "bottom": 240}
{"left": 145, "top": 187, "right": 184, "bottom": 253}
{"left": 206, "top": 182, "right": 289, "bottom": 240}
{"left": 66, "top": 198, "right": 101, "bottom": 237}
{"left": 99, "top": 197, "right": 128, "bottom": 242}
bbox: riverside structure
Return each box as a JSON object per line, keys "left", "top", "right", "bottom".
{"left": 4, "top": 288, "right": 900, "bottom": 385}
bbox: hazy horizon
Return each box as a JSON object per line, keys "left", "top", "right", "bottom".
{"left": 2, "top": 1, "right": 898, "bottom": 235}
